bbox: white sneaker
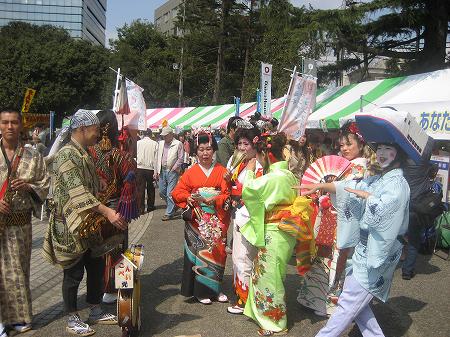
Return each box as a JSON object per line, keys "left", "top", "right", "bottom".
{"left": 11, "top": 322, "right": 32, "bottom": 333}
{"left": 0, "top": 328, "right": 7, "bottom": 337}
{"left": 66, "top": 314, "right": 95, "bottom": 336}
{"left": 102, "top": 293, "right": 117, "bottom": 304}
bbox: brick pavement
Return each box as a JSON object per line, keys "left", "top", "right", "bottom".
{"left": 21, "top": 212, "right": 153, "bottom": 335}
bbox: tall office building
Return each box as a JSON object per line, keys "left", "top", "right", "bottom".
{"left": 154, "top": 0, "right": 183, "bottom": 36}
{"left": 0, "top": 0, "right": 107, "bottom": 46}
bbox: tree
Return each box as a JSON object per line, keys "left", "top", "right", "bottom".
{"left": 109, "top": 20, "right": 180, "bottom": 108}
{"left": 312, "top": 0, "right": 450, "bottom": 83}
{"left": 0, "top": 22, "right": 110, "bottom": 123}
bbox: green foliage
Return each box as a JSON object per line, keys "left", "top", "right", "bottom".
{"left": 0, "top": 22, "right": 109, "bottom": 122}
{"left": 109, "top": 20, "right": 179, "bottom": 108}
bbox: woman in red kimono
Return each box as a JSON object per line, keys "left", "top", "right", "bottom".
{"left": 172, "top": 129, "right": 231, "bottom": 305}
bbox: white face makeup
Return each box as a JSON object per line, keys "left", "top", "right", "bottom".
{"left": 376, "top": 144, "right": 397, "bottom": 168}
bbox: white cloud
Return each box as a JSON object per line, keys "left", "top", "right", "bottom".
{"left": 290, "top": 0, "right": 342, "bottom": 10}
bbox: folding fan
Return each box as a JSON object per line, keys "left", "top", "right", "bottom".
{"left": 301, "top": 155, "right": 353, "bottom": 187}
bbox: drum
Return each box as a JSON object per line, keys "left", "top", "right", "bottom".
{"left": 118, "top": 278, "right": 141, "bottom": 335}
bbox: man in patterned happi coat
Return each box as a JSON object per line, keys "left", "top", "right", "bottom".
{"left": 43, "top": 110, "right": 127, "bottom": 336}
{"left": 0, "top": 108, "right": 49, "bottom": 336}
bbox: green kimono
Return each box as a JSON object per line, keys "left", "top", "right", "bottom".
{"left": 241, "top": 161, "right": 298, "bottom": 332}
{"left": 43, "top": 139, "right": 100, "bottom": 269}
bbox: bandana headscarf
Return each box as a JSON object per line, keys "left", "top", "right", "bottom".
{"left": 47, "top": 110, "right": 100, "bottom": 157}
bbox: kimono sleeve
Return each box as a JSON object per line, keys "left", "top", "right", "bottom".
{"left": 117, "top": 150, "right": 139, "bottom": 221}
{"left": 335, "top": 179, "right": 367, "bottom": 249}
{"left": 362, "top": 176, "right": 410, "bottom": 269}
{"left": 55, "top": 151, "right": 100, "bottom": 233}
{"left": 214, "top": 167, "right": 230, "bottom": 210}
{"left": 240, "top": 170, "right": 267, "bottom": 247}
{"left": 29, "top": 151, "right": 50, "bottom": 204}
{"left": 171, "top": 171, "right": 192, "bottom": 209}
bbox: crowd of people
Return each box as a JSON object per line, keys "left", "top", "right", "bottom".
{"left": 0, "top": 106, "right": 442, "bottom": 337}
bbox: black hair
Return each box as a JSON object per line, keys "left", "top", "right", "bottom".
{"left": 234, "top": 127, "right": 261, "bottom": 149}
{"left": 143, "top": 128, "right": 152, "bottom": 137}
{"left": 192, "top": 133, "right": 218, "bottom": 153}
{"left": 96, "top": 110, "right": 119, "bottom": 148}
{"left": 0, "top": 108, "right": 22, "bottom": 121}
{"left": 226, "top": 116, "right": 243, "bottom": 134}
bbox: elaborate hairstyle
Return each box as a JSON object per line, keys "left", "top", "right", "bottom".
{"left": 226, "top": 116, "right": 243, "bottom": 134}
{"left": 97, "top": 110, "right": 119, "bottom": 148}
{"left": 234, "top": 126, "right": 261, "bottom": 149}
{"left": 254, "top": 132, "right": 288, "bottom": 165}
{"left": 340, "top": 121, "right": 365, "bottom": 144}
{"left": 192, "top": 128, "right": 218, "bottom": 153}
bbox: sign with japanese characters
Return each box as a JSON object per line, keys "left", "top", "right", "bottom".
{"left": 115, "top": 255, "right": 135, "bottom": 289}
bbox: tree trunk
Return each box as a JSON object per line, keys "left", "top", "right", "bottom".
{"left": 240, "top": 0, "right": 254, "bottom": 100}
{"left": 419, "top": 0, "right": 449, "bottom": 71}
{"left": 213, "top": 0, "right": 229, "bottom": 104}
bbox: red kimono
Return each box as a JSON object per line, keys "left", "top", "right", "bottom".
{"left": 172, "top": 163, "right": 230, "bottom": 299}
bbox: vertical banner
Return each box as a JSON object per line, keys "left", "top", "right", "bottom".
{"left": 260, "top": 62, "right": 272, "bottom": 117}
{"left": 234, "top": 96, "right": 240, "bottom": 116}
{"left": 116, "top": 79, "right": 147, "bottom": 131}
{"left": 21, "top": 88, "right": 36, "bottom": 113}
{"left": 278, "top": 75, "right": 317, "bottom": 140}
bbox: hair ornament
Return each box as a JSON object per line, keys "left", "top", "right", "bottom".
{"left": 234, "top": 119, "right": 254, "bottom": 130}
{"left": 193, "top": 126, "right": 213, "bottom": 146}
{"left": 343, "top": 122, "right": 365, "bottom": 143}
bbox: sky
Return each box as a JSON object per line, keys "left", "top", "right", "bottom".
{"left": 106, "top": 0, "right": 343, "bottom": 43}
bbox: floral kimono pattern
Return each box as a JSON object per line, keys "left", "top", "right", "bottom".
{"left": 241, "top": 161, "right": 298, "bottom": 332}
{"left": 172, "top": 163, "right": 230, "bottom": 299}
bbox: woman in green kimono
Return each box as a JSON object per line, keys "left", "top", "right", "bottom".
{"left": 240, "top": 132, "right": 315, "bottom": 336}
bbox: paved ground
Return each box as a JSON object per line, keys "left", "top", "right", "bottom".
{"left": 22, "top": 200, "right": 450, "bottom": 337}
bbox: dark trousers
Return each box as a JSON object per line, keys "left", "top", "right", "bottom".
{"left": 402, "top": 211, "right": 431, "bottom": 275}
{"left": 62, "top": 250, "right": 105, "bottom": 313}
{"left": 137, "top": 168, "right": 155, "bottom": 212}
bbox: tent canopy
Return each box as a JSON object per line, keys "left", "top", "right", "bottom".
{"left": 307, "top": 68, "right": 450, "bottom": 140}
{"left": 145, "top": 69, "right": 450, "bottom": 140}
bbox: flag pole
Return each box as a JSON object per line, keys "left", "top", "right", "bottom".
{"left": 112, "top": 67, "right": 121, "bottom": 112}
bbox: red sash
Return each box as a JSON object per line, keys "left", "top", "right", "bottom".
{"left": 0, "top": 146, "right": 24, "bottom": 200}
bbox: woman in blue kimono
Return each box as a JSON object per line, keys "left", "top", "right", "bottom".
{"left": 300, "top": 143, "right": 410, "bottom": 337}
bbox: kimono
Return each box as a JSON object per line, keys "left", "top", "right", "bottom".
{"left": 241, "top": 161, "right": 298, "bottom": 332}
{"left": 0, "top": 142, "right": 49, "bottom": 325}
{"left": 172, "top": 163, "right": 230, "bottom": 299}
{"left": 334, "top": 168, "right": 409, "bottom": 302}
{"left": 297, "top": 157, "right": 367, "bottom": 316}
{"left": 226, "top": 158, "right": 263, "bottom": 307}
{"left": 88, "top": 144, "right": 138, "bottom": 292}
{"left": 43, "top": 139, "right": 100, "bottom": 269}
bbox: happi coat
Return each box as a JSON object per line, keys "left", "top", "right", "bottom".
{"left": 0, "top": 142, "right": 49, "bottom": 325}
{"left": 43, "top": 139, "right": 100, "bottom": 269}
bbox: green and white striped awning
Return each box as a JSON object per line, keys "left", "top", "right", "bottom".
{"left": 307, "top": 68, "right": 450, "bottom": 139}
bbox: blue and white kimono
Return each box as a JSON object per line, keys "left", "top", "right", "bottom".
{"left": 334, "top": 168, "right": 410, "bottom": 302}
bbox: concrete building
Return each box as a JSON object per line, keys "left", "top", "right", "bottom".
{"left": 154, "top": 0, "right": 183, "bottom": 36}
{"left": 343, "top": 58, "right": 390, "bottom": 85}
{"left": 0, "top": 0, "right": 107, "bottom": 46}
